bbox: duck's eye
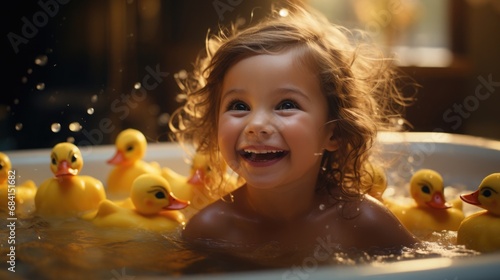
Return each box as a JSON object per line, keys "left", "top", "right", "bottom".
{"left": 71, "top": 154, "right": 78, "bottom": 163}
{"left": 481, "top": 188, "right": 492, "bottom": 198}
{"left": 0, "top": 163, "right": 4, "bottom": 170}
{"left": 126, "top": 145, "right": 134, "bottom": 152}
{"left": 421, "top": 185, "right": 431, "bottom": 194}
{"left": 51, "top": 157, "right": 57, "bottom": 165}
{"left": 154, "top": 191, "right": 166, "bottom": 199}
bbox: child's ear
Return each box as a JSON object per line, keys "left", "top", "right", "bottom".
{"left": 325, "top": 135, "right": 339, "bottom": 152}
{"left": 324, "top": 123, "right": 339, "bottom": 152}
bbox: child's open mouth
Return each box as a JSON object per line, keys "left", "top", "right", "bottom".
{"left": 239, "top": 149, "right": 289, "bottom": 162}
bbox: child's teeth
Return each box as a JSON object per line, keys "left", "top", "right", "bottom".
{"left": 244, "top": 150, "right": 281, "bottom": 154}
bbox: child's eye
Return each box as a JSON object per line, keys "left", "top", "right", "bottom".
{"left": 226, "top": 100, "right": 249, "bottom": 111}
{"left": 276, "top": 100, "right": 299, "bottom": 110}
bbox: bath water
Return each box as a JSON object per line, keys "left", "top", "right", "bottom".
{"left": 0, "top": 204, "right": 479, "bottom": 280}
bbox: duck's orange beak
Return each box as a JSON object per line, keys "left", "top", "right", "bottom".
{"left": 164, "top": 193, "right": 190, "bottom": 210}
{"left": 187, "top": 168, "right": 205, "bottom": 186}
{"left": 426, "top": 191, "right": 451, "bottom": 209}
{"left": 460, "top": 190, "right": 480, "bottom": 205}
{"left": 107, "top": 150, "right": 125, "bottom": 165}
{"left": 55, "top": 160, "right": 78, "bottom": 177}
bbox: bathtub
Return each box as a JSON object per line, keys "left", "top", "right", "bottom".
{"left": 3, "top": 132, "right": 500, "bottom": 279}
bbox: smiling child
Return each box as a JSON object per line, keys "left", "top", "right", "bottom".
{"left": 170, "top": 2, "right": 417, "bottom": 260}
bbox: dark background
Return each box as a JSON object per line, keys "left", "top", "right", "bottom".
{"left": 1, "top": 0, "right": 500, "bottom": 150}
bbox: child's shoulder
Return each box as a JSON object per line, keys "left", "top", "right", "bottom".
{"left": 323, "top": 194, "right": 417, "bottom": 249}
{"left": 182, "top": 193, "right": 243, "bottom": 242}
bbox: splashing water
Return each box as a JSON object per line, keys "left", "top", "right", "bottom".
{"left": 51, "top": 123, "right": 61, "bottom": 133}
{"left": 36, "top": 83, "right": 46, "bottom": 91}
{"left": 34, "top": 55, "right": 48, "bottom": 66}
{"left": 69, "top": 122, "right": 82, "bottom": 132}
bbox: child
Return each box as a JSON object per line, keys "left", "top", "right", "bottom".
{"left": 170, "top": 3, "right": 417, "bottom": 259}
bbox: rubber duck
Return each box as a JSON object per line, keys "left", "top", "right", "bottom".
{"left": 0, "top": 152, "right": 37, "bottom": 217}
{"left": 106, "top": 128, "right": 161, "bottom": 198}
{"left": 364, "top": 162, "right": 387, "bottom": 202}
{"left": 386, "top": 169, "right": 465, "bottom": 236}
{"left": 34, "top": 143, "right": 106, "bottom": 219}
{"left": 457, "top": 173, "right": 500, "bottom": 252}
{"left": 161, "top": 151, "right": 210, "bottom": 202}
{"left": 91, "top": 174, "right": 189, "bottom": 232}
{"left": 161, "top": 152, "right": 239, "bottom": 212}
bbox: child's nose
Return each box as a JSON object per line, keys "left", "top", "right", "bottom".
{"left": 244, "top": 113, "right": 275, "bottom": 138}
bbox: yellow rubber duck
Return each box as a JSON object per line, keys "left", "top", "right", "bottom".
{"left": 386, "top": 169, "right": 464, "bottom": 236}
{"left": 457, "top": 173, "right": 500, "bottom": 253}
{"left": 161, "top": 152, "right": 239, "bottom": 213}
{"left": 106, "top": 128, "right": 161, "bottom": 198}
{"left": 35, "top": 143, "right": 106, "bottom": 219}
{"left": 161, "top": 151, "right": 210, "bottom": 202}
{"left": 364, "top": 162, "right": 387, "bottom": 202}
{"left": 91, "top": 173, "right": 189, "bottom": 232}
{"left": 0, "top": 152, "right": 37, "bottom": 217}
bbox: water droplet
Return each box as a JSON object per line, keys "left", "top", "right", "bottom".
{"left": 27, "top": 68, "right": 33, "bottom": 74}
{"left": 15, "top": 123, "right": 23, "bottom": 131}
{"left": 87, "top": 107, "right": 95, "bottom": 115}
{"left": 69, "top": 122, "right": 82, "bottom": 132}
{"left": 36, "top": 83, "right": 45, "bottom": 91}
{"left": 133, "top": 82, "right": 141, "bottom": 89}
{"left": 158, "top": 113, "right": 170, "bottom": 125}
{"left": 13, "top": 99, "right": 19, "bottom": 105}
{"left": 91, "top": 94, "right": 98, "bottom": 103}
{"left": 21, "top": 76, "right": 28, "bottom": 84}
{"left": 34, "top": 55, "right": 48, "bottom": 66}
{"left": 319, "top": 204, "right": 326, "bottom": 211}
{"left": 279, "top": 8, "right": 289, "bottom": 17}
{"left": 67, "top": 136, "right": 75, "bottom": 143}
{"left": 51, "top": 123, "right": 61, "bottom": 133}
{"left": 177, "top": 70, "right": 187, "bottom": 80}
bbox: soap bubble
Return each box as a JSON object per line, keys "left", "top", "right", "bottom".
{"left": 34, "top": 55, "right": 48, "bottom": 66}
{"left": 67, "top": 137, "right": 75, "bottom": 143}
{"left": 134, "top": 82, "right": 141, "bottom": 89}
{"left": 51, "top": 123, "right": 61, "bottom": 133}
{"left": 15, "top": 123, "right": 23, "bottom": 131}
{"left": 21, "top": 76, "right": 28, "bottom": 84}
{"left": 91, "top": 94, "right": 98, "bottom": 103}
{"left": 87, "top": 108, "right": 95, "bottom": 115}
{"left": 69, "top": 122, "right": 82, "bottom": 132}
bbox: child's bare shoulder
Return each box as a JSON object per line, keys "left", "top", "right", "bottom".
{"left": 338, "top": 194, "right": 417, "bottom": 248}
{"left": 182, "top": 196, "right": 241, "bottom": 241}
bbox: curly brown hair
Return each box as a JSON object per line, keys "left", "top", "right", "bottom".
{"left": 169, "top": 2, "right": 413, "bottom": 199}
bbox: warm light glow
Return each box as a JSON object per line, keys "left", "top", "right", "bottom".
{"left": 279, "top": 8, "right": 289, "bottom": 17}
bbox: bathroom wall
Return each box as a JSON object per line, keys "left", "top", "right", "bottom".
{"left": 1, "top": 0, "right": 499, "bottom": 150}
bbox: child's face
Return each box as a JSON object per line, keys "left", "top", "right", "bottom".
{"left": 217, "top": 50, "right": 336, "bottom": 190}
